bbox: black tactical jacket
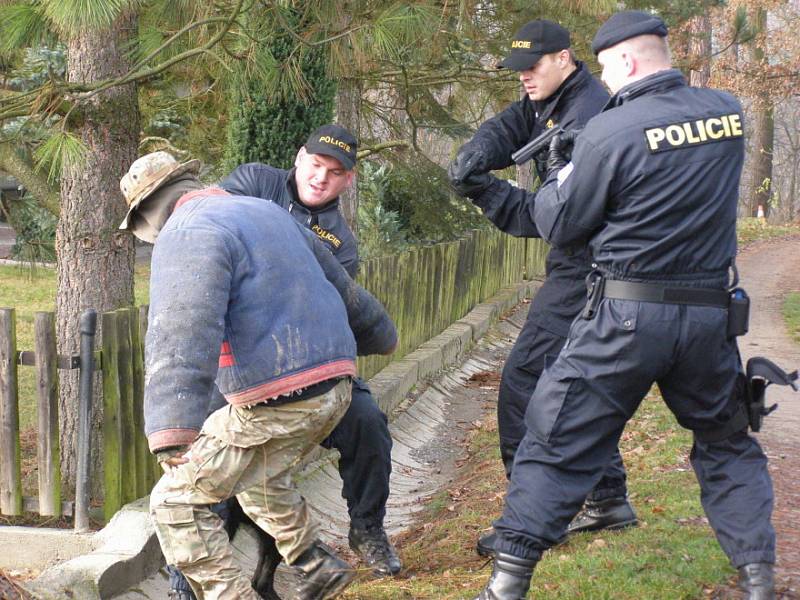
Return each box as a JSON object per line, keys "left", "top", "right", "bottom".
{"left": 221, "top": 163, "right": 359, "bottom": 277}
{"left": 535, "top": 69, "right": 742, "bottom": 288}
{"left": 468, "top": 62, "right": 609, "bottom": 337}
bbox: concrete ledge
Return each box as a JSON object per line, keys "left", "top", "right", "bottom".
{"left": 369, "top": 358, "right": 420, "bottom": 414}
{"left": 0, "top": 527, "right": 95, "bottom": 571}
{"left": 457, "top": 304, "right": 500, "bottom": 340}
{"left": 22, "top": 498, "right": 161, "bottom": 600}
{"left": 418, "top": 321, "right": 473, "bottom": 369}
{"left": 402, "top": 345, "right": 443, "bottom": 381}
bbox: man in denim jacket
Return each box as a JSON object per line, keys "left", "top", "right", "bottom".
{"left": 118, "top": 151, "right": 397, "bottom": 600}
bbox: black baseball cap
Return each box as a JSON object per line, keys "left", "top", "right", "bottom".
{"left": 497, "top": 20, "right": 571, "bottom": 71}
{"left": 592, "top": 11, "right": 668, "bottom": 55}
{"left": 304, "top": 124, "right": 358, "bottom": 170}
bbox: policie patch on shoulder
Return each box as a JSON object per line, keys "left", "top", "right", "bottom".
{"left": 643, "top": 113, "right": 743, "bottom": 153}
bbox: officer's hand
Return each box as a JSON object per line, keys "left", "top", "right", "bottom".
{"left": 546, "top": 130, "right": 579, "bottom": 178}
{"left": 156, "top": 446, "right": 189, "bottom": 472}
{"left": 448, "top": 142, "right": 489, "bottom": 185}
{"left": 447, "top": 163, "right": 493, "bottom": 199}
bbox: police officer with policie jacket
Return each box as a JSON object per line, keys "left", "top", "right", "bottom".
{"left": 474, "top": 10, "right": 796, "bottom": 600}
{"left": 448, "top": 19, "right": 637, "bottom": 557}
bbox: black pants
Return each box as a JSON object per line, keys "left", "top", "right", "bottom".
{"left": 169, "top": 377, "right": 392, "bottom": 592}
{"left": 494, "top": 299, "right": 775, "bottom": 567}
{"left": 499, "top": 312, "right": 628, "bottom": 500}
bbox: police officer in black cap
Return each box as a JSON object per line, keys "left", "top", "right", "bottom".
{"left": 447, "top": 19, "right": 636, "bottom": 557}
{"left": 473, "top": 11, "right": 777, "bottom": 600}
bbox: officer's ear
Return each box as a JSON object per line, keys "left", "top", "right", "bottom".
{"left": 295, "top": 147, "right": 307, "bottom": 167}
{"left": 345, "top": 169, "right": 355, "bottom": 189}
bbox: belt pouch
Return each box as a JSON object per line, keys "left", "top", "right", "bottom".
{"left": 727, "top": 288, "right": 750, "bottom": 337}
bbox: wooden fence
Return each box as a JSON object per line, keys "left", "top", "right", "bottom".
{"left": 0, "top": 230, "right": 547, "bottom": 526}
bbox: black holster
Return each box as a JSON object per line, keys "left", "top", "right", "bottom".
{"left": 581, "top": 271, "right": 604, "bottom": 320}
{"left": 696, "top": 357, "right": 798, "bottom": 443}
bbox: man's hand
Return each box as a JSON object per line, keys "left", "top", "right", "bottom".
{"left": 448, "top": 142, "right": 489, "bottom": 185}
{"left": 546, "top": 130, "right": 579, "bottom": 178}
{"left": 447, "top": 163, "right": 493, "bottom": 199}
{"left": 156, "top": 446, "right": 189, "bottom": 472}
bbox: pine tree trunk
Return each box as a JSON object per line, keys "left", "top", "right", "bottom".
{"left": 336, "top": 78, "right": 362, "bottom": 234}
{"left": 688, "top": 14, "right": 711, "bottom": 88}
{"left": 56, "top": 11, "right": 139, "bottom": 491}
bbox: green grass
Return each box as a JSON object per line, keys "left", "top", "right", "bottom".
{"left": 737, "top": 217, "right": 800, "bottom": 247}
{"left": 343, "top": 389, "right": 732, "bottom": 599}
{"left": 0, "top": 264, "right": 151, "bottom": 431}
{"left": 784, "top": 291, "right": 800, "bottom": 344}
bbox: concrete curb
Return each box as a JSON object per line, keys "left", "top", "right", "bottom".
{"left": 19, "top": 279, "right": 539, "bottom": 599}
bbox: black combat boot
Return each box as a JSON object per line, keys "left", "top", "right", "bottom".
{"left": 476, "top": 529, "right": 497, "bottom": 558}
{"left": 566, "top": 496, "right": 638, "bottom": 534}
{"left": 348, "top": 525, "right": 402, "bottom": 576}
{"left": 738, "top": 563, "right": 775, "bottom": 600}
{"left": 473, "top": 552, "right": 537, "bottom": 600}
{"left": 290, "top": 541, "right": 355, "bottom": 600}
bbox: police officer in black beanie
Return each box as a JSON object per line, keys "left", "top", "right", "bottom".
{"left": 447, "top": 19, "right": 637, "bottom": 559}
{"left": 473, "top": 11, "right": 778, "bottom": 600}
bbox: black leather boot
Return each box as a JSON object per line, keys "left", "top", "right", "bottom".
{"left": 738, "top": 563, "right": 775, "bottom": 600}
{"left": 476, "top": 529, "right": 497, "bottom": 558}
{"left": 567, "top": 496, "right": 638, "bottom": 534}
{"left": 474, "top": 552, "right": 536, "bottom": 600}
{"left": 290, "top": 541, "right": 355, "bottom": 600}
{"left": 348, "top": 525, "right": 402, "bottom": 576}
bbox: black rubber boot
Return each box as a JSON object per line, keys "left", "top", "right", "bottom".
{"left": 348, "top": 525, "right": 402, "bottom": 576}
{"left": 290, "top": 541, "right": 356, "bottom": 600}
{"left": 473, "top": 552, "right": 537, "bottom": 600}
{"left": 476, "top": 529, "right": 497, "bottom": 558}
{"left": 738, "top": 563, "right": 775, "bottom": 600}
{"left": 566, "top": 496, "right": 638, "bottom": 535}
{"left": 250, "top": 531, "right": 283, "bottom": 600}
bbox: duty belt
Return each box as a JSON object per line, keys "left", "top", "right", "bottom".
{"left": 602, "top": 280, "right": 729, "bottom": 307}
{"left": 582, "top": 275, "right": 729, "bottom": 319}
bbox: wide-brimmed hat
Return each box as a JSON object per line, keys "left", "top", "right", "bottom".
{"left": 119, "top": 151, "right": 201, "bottom": 230}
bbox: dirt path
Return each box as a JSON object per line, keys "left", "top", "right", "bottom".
{"left": 735, "top": 235, "right": 800, "bottom": 598}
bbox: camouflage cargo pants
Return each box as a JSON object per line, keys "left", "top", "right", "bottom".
{"left": 150, "top": 379, "right": 351, "bottom": 600}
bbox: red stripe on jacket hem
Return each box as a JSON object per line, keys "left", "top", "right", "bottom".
{"left": 148, "top": 428, "right": 199, "bottom": 453}
{"left": 225, "top": 360, "right": 356, "bottom": 407}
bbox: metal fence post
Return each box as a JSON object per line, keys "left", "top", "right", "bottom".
{"left": 75, "top": 309, "right": 97, "bottom": 532}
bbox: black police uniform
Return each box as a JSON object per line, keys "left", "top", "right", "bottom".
{"left": 221, "top": 162, "right": 393, "bottom": 531}
{"left": 465, "top": 62, "right": 628, "bottom": 501}
{"left": 493, "top": 68, "right": 775, "bottom": 570}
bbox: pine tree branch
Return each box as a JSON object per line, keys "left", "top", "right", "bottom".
{"left": 357, "top": 139, "right": 410, "bottom": 160}
{"left": 0, "top": 141, "right": 59, "bottom": 215}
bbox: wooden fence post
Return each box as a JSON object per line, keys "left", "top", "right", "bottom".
{"left": 0, "top": 308, "right": 22, "bottom": 515}
{"left": 34, "top": 312, "right": 60, "bottom": 516}
{"left": 127, "top": 308, "right": 147, "bottom": 497}
{"left": 115, "top": 310, "right": 137, "bottom": 507}
{"left": 102, "top": 311, "right": 122, "bottom": 521}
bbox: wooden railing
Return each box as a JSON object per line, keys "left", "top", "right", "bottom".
{"left": 0, "top": 231, "right": 547, "bottom": 525}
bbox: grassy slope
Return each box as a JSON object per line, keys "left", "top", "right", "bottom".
{"left": 343, "top": 390, "right": 729, "bottom": 599}
{"left": 784, "top": 292, "right": 800, "bottom": 345}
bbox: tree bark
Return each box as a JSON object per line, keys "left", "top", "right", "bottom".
{"left": 336, "top": 77, "right": 362, "bottom": 234}
{"left": 748, "top": 7, "right": 774, "bottom": 218}
{"left": 688, "top": 14, "right": 711, "bottom": 88}
{"left": 57, "top": 11, "right": 139, "bottom": 491}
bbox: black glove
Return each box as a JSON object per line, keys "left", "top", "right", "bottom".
{"left": 546, "top": 130, "right": 579, "bottom": 178}
{"left": 448, "top": 141, "right": 489, "bottom": 185}
{"left": 447, "top": 162, "right": 493, "bottom": 198}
